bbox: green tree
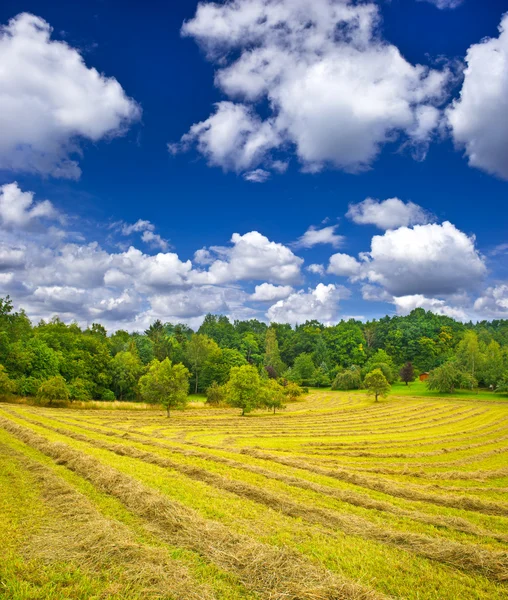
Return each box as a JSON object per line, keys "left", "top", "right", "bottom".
{"left": 261, "top": 379, "right": 286, "bottom": 413}
{"left": 139, "top": 358, "right": 190, "bottom": 417}
{"left": 186, "top": 334, "right": 217, "bottom": 393}
{"left": 37, "top": 375, "right": 69, "bottom": 405}
{"left": 68, "top": 377, "right": 92, "bottom": 401}
{"left": 110, "top": 351, "right": 143, "bottom": 400}
{"left": 364, "top": 369, "right": 391, "bottom": 402}
{"left": 225, "top": 365, "right": 262, "bottom": 416}
{"left": 0, "top": 364, "right": 15, "bottom": 396}
{"left": 427, "top": 362, "right": 477, "bottom": 394}
{"left": 456, "top": 331, "right": 481, "bottom": 378}
{"left": 263, "top": 327, "right": 286, "bottom": 377}
{"left": 289, "top": 353, "right": 315, "bottom": 385}
{"left": 477, "top": 340, "right": 504, "bottom": 387}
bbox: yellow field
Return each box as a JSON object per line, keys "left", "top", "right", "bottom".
{"left": 0, "top": 391, "right": 507, "bottom": 599}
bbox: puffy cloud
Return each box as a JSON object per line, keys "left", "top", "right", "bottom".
{"left": 346, "top": 197, "right": 431, "bottom": 230}
{"left": 0, "top": 182, "right": 60, "bottom": 229}
{"left": 306, "top": 264, "right": 325, "bottom": 276}
{"left": 251, "top": 283, "right": 293, "bottom": 302}
{"left": 170, "top": 101, "right": 279, "bottom": 173}
{"left": 393, "top": 294, "right": 468, "bottom": 320}
{"left": 294, "top": 225, "right": 344, "bottom": 249}
{"left": 118, "top": 219, "right": 169, "bottom": 251}
{"left": 267, "top": 283, "right": 349, "bottom": 325}
{"left": 447, "top": 14, "right": 508, "bottom": 179}
{"left": 473, "top": 285, "right": 508, "bottom": 318}
{"left": 358, "top": 221, "right": 486, "bottom": 296}
{"left": 0, "top": 13, "right": 140, "bottom": 179}
{"left": 193, "top": 231, "right": 303, "bottom": 285}
{"left": 327, "top": 253, "right": 361, "bottom": 277}
{"left": 173, "top": 0, "right": 450, "bottom": 177}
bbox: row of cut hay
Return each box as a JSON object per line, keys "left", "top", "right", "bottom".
{"left": 8, "top": 407, "right": 508, "bottom": 550}
{"left": 42, "top": 421, "right": 508, "bottom": 579}
{"left": 200, "top": 409, "right": 492, "bottom": 441}
{"left": 0, "top": 436, "right": 215, "bottom": 600}
{"left": 27, "top": 409, "right": 508, "bottom": 542}
{"left": 0, "top": 416, "right": 388, "bottom": 600}
{"left": 238, "top": 448, "right": 508, "bottom": 517}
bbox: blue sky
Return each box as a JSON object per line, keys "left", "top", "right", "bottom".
{"left": 0, "top": 0, "right": 507, "bottom": 330}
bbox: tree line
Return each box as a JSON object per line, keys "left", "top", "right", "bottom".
{"left": 0, "top": 296, "right": 507, "bottom": 413}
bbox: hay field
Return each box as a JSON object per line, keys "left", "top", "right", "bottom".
{"left": 0, "top": 391, "right": 507, "bottom": 599}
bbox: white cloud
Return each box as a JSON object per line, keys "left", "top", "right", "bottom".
{"left": 357, "top": 221, "right": 486, "bottom": 296}
{"left": 0, "top": 13, "right": 140, "bottom": 179}
{"left": 193, "top": 231, "right": 303, "bottom": 285}
{"left": 361, "top": 284, "right": 393, "bottom": 303}
{"left": 393, "top": 294, "right": 468, "bottom": 320}
{"left": 327, "top": 253, "right": 361, "bottom": 277}
{"left": 170, "top": 101, "right": 279, "bottom": 173}
{"left": 306, "top": 264, "right": 325, "bottom": 276}
{"left": 0, "top": 182, "right": 60, "bottom": 229}
{"left": 243, "top": 169, "right": 271, "bottom": 183}
{"left": 119, "top": 219, "right": 169, "bottom": 251}
{"left": 346, "top": 197, "right": 431, "bottom": 230}
{"left": 294, "top": 225, "right": 344, "bottom": 249}
{"left": 419, "top": 0, "right": 463, "bottom": 9}
{"left": 173, "top": 0, "right": 450, "bottom": 177}
{"left": 251, "top": 283, "right": 293, "bottom": 302}
{"left": 267, "top": 283, "right": 349, "bottom": 325}
{"left": 473, "top": 285, "right": 508, "bottom": 318}
{"left": 447, "top": 14, "right": 508, "bottom": 179}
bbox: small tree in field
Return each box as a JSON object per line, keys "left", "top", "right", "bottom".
{"left": 261, "top": 379, "right": 286, "bottom": 413}
{"left": 37, "top": 376, "right": 69, "bottom": 405}
{"left": 399, "top": 362, "right": 415, "bottom": 386}
{"left": 0, "top": 365, "right": 15, "bottom": 396}
{"left": 283, "top": 381, "right": 304, "bottom": 402}
{"left": 364, "top": 369, "right": 390, "bottom": 402}
{"left": 225, "top": 365, "right": 261, "bottom": 415}
{"left": 206, "top": 381, "right": 225, "bottom": 405}
{"left": 139, "top": 358, "right": 190, "bottom": 417}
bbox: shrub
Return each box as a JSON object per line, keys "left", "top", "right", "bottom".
{"left": 101, "top": 389, "right": 116, "bottom": 401}
{"left": 332, "top": 366, "right": 362, "bottom": 390}
{"left": 0, "top": 365, "right": 15, "bottom": 396}
{"left": 206, "top": 381, "right": 225, "bottom": 405}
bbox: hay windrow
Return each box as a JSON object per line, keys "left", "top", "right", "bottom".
{"left": 0, "top": 416, "right": 388, "bottom": 600}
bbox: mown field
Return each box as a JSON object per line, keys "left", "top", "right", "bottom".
{"left": 0, "top": 391, "right": 507, "bottom": 600}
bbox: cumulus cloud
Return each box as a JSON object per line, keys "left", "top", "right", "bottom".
{"left": 357, "top": 221, "right": 486, "bottom": 296}
{"left": 294, "top": 225, "right": 344, "bottom": 249}
{"left": 393, "top": 294, "right": 468, "bottom": 320}
{"left": 251, "top": 283, "right": 293, "bottom": 302}
{"left": 327, "top": 253, "right": 362, "bottom": 277}
{"left": 267, "top": 283, "right": 349, "bottom": 325}
{"left": 0, "top": 13, "right": 140, "bottom": 179}
{"left": 118, "top": 219, "right": 169, "bottom": 251}
{"left": 473, "top": 285, "right": 508, "bottom": 318}
{"left": 447, "top": 14, "right": 508, "bottom": 179}
{"left": 0, "top": 182, "right": 60, "bottom": 230}
{"left": 172, "top": 0, "right": 450, "bottom": 177}
{"left": 193, "top": 231, "right": 303, "bottom": 285}
{"left": 346, "top": 197, "right": 432, "bottom": 230}
{"left": 306, "top": 264, "right": 325, "bottom": 276}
